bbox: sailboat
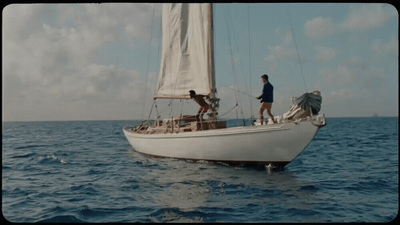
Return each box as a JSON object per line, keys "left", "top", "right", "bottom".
{"left": 123, "top": 3, "right": 326, "bottom": 169}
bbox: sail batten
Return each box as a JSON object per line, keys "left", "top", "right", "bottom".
{"left": 154, "top": 3, "right": 213, "bottom": 99}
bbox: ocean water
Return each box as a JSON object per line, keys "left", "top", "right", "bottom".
{"left": 2, "top": 117, "right": 398, "bottom": 223}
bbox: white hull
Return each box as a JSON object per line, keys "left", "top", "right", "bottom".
{"left": 123, "top": 114, "right": 326, "bottom": 168}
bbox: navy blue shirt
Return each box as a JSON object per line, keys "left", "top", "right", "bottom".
{"left": 259, "top": 82, "right": 273, "bottom": 103}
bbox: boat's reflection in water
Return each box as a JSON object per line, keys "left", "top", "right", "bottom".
{"left": 130, "top": 150, "right": 318, "bottom": 222}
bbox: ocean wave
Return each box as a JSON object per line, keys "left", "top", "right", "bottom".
{"left": 9, "top": 152, "right": 36, "bottom": 159}
{"left": 36, "top": 215, "right": 87, "bottom": 223}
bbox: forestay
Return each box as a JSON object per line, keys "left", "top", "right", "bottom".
{"left": 154, "top": 3, "right": 214, "bottom": 99}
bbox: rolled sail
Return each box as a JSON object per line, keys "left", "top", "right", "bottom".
{"left": 154, "top": 3, "right": 213, "bottom": 99}
{"left": 293, "top": 91, "right": 322, "bottom": 114}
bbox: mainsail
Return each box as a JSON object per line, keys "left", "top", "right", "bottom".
{"left": 154, "top": 3, "right": 214, "bottom": 99}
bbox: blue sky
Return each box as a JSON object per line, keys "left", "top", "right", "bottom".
{"left": 2, "top": 3, "right": 398, "bottom": 121}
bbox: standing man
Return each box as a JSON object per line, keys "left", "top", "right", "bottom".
{"left": 189, "top": 90, "right": 210, "bottom": 122}
{"left": 257, "top": 74, "right": 277, "bottom": 125}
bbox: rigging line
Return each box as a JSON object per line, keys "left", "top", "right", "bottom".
{"left": 227, "top": 5, "right": 251, "bottom": 121}
{"left": 224, "top": 7, "right": 240, "bottom": 121}
{"left": 219, "top": 103, "right": 238, "bottom": 118}
{"left": 229, "top": 7, "right": 249, "bottom": 103}
{"left": 223, "top": 7, "right": 239, "bottom": 105}
{"left": 145, "top": 100, "right": 156, "bottom": 127}
{"left": 220, "top": 85, "right": 257, "bottom": 99}
{"left": 228, "top": 6, "right": 253, "bottom": 122}
{"left": 141, "top": 5, "right": 156, "bottom": 121}
{"left": 287, "top": 7, "right": 308, "bottom": 92}
{"left": 179, "top": 99, "right": 184, "bottom": 118}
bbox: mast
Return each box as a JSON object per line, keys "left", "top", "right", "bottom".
{"left": 208, "top": 3, "right": 215, "bottom": 99}
{"left": 208, "top": 3, "right": 218, "bottom": 121}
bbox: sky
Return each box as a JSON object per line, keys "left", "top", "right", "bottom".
{"left": 2, "top": 3, "right": 398, "bottom": 121}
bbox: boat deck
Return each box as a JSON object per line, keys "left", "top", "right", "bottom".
{"left": 135, "top": 119, "right": 227, "bottom": 134}
{"left": 129, "top": 113, "right": 326, "bottom": 135}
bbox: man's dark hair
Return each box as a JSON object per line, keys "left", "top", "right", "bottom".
{"left": 261, "top": 74, "right": 268, "bottom": 80}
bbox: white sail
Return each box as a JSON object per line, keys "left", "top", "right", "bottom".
{"left": 154, "top": 3, "right": 213, "bottom": 99}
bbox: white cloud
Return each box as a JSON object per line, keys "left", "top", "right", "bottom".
{"left": 269, "top": 45, "right": 297, "bottom": 59}
{"left": 320, "top": 56, "right": 386, "bottom": 90}
{"left": 265, "top": 45, "right": 297, "bottom": 72}
{"left": 371, "top": 38, "right": 398, "bottom": 57}
{"left": 274, "top": 27, "right": 293, "bottom": 45}
{"left": 305, "top": 4, "right": 397, "bottom": 39}
{"left": 314, "top": 46, "right": 336, "bottom": 61}
{"left": 340, "top": 4, "right": 397, "bottom": 32}
{"left": 304, "top": 17, "right": 336, "bottom": 39}
{"left": 2, "top": 3, "right": 160, "bottom": 121}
